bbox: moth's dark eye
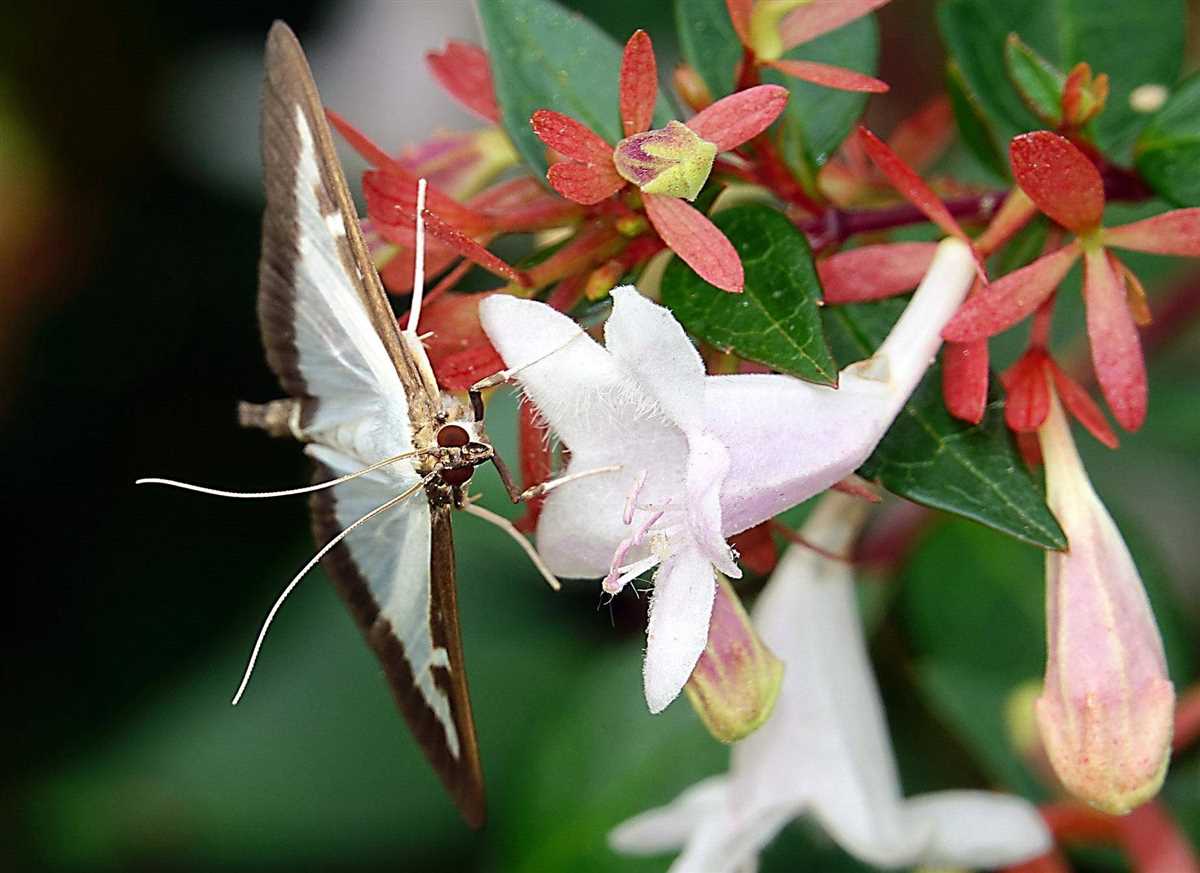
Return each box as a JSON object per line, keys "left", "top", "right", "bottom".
{"left": 440, "top": 466, "right": 474, "bottom": 487}
{"left": 437, "top": 424, "right": 470, "bottom": 448}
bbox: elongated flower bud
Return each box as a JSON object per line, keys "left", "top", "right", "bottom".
{"left": 1035, "top": 383, "right": 1174, "bottom": 814}
{"left": 685, "top": 575, "right": 783, "bottom": 742}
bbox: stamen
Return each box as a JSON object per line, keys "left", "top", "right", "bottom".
{"left": 230, "top": 472, "right": 435, "bottom": 705}
{"left": 135, "top": 449, "right": 428, "bottom": 499}
{"left": 623, "top": 469, "right": 648, "bottom": 525}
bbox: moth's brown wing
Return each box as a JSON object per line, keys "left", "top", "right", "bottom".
{"left": 257, "top": 20, "right": 438, "bottom": 429}
{"left": 258, "top": 21, "right": 484, "bottom": 827}
{"left": 310, "top": 465, "right": 486, "bottom": 828}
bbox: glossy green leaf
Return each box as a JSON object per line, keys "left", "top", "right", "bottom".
{"left": 1135, "top": 73, "right": 1200, "bottom": 207}
{"left": 945, "top": 61, "right": 1009, "bottom": 180}
{"left": 477, "top": 0, "right": 672, "bottom": 177}
{"left": 938, "top": 0, "right": 1185, "bottom": 162}
{"left": 822, "top": 299, "right": 1068, "bottom": 549}
{"left": 662, "top": 204, "right": 837, "bottom": 384}
{"left": 763, "top": 16, "right": 879, "bottom": 168}
{"left": 673, "top": 0, "right": 742, "bottom": 99}
{"left": 1003, "top": 34, "right": 1064, "bottom": 125}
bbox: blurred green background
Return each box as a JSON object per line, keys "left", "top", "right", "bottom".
{"left": 2, "top": 1, "right": 1197, "bottom": 871}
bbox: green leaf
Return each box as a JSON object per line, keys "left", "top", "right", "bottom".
{"left": 945, "top": 61, "right": 1010, "bottom": 180}
{"left": 476, "top": 0, "right": 672, "bottom": 177}
{"left": 938, "top": 0, "right": 1186, "bottom": 162}
{"left": 674, "top": 0, "right": 742, "bottom": 99}
{"left": 661, "top": 204, "right": 837, "bottom": 384}
{"left": 1135, "top": 73, "right": 1200, "bottom": 207}
{"left": 763, "top": 16, "right": 879, "bottom": 168}
{"left": 822, "top": 299, "right": 1068, "bottom": 549}
{"left": 1003, "top": 34, "right": 1064, "bottom": 125}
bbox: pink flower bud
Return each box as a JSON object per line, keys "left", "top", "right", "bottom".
{"left": 685, "top": 576, "right": 783, "bottom": 743}
{"left": 1035, "top": 384, "right": 1175, "bottom": 814}
{"left": 613, "top": 120, "right": 717, "bottom": 201}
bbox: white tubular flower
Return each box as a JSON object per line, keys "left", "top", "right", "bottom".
{"left": 609, "top": 492, "right": 1052, "bottom": 872}
{"left": 1035, "top": 379, "right": 1175, "bottom": 814}
{"left": 479, "top": 237, "right": 976, "bottom": 713}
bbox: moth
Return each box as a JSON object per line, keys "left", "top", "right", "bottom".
{"left": 141, "top": 21, "right": 597, "bottom": 828}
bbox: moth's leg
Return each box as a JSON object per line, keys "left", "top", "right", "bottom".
{"left": 468, "top": 389, "right": 485, "bottom": 423}
{"left": 490, "top": 450, "right": 525, "bottom": 504}
{"left": 491, "top": 453, "right": 622, "bottom": 505}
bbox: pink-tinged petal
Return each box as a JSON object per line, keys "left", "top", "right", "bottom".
{"left": 530, "top": 109, "right": 613, "bottom": 164}
{"left": 778, "top": 0, "right": 893, "bottom": 51}
{"left": 1001, "top": 349, "right": 1050, "bottom": 433}
{"left": 644, "top": 545, "right": 718, "bottom": 713}
{"left": 546, "top": 161, "right": 626, "bottom": 205}
{"left": 643, "top": 193, "right": 744, "bottom": 293}
{"left": 685, "top": 576, "right": 783, "bottom": 742}
{"left": 857, "top": 126, "right": 966, "bottom": 242}
{"left": 1036, "top": 386, "right": 1173, "bottom": 813}
{"left": 1010, "top": 132, "right": 1105, "bottom": 233}
{"left": 425, "top": 41, "right": 500, "bottom": 123}
{"left": 725, "top": 0, "right": 753, "bottom": 45}
{"left": 1047, "top": 359, "right": 1118, "bottom": 449}
{"left": 1102, "top": 208, "right": 1200, "bottom": 256}
{"left": 819, "top": 242, "right": 937, "bottom": 303}
{"left": 685, "top": 85, "right": 790, "bottom": 151}
{"left": 942, "top": 339, "right": 990, "bottom": 425}
{"left": 620, "top": 30, "right": 658, "bottom": 137}
{"left": 1083, "top": 247, "right": 1147, "bottom": 431}
{"left": 765, "top": 59, "right": 889, "bottom": 93}
{"left": 942, "top": 244, "right": 1081, "bottom": 342}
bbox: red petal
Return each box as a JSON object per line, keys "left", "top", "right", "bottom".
{"left": 643, "top": 193, "right": 744, "bottom": 293}
{"left": 819, "top": 242, "right": 937, "bottom": 303}
{"left": 1083, "top": 247, "right": 1147, "bottom": 431}
{"left": 1048, "top": 359, "right": 1118, "bottom": 449}
{"left": 425, "top": 41, "right": 499, "bottom": 124}
{"left": 942, "top": 244, "right": 1080, "bottom": 342}
{"left": 547, "top": 273, "right": 587, "bottom": 312}
{"left": 1102, "top": 208, "right": 1200, "bottom": 256}
{"left": 432, "top": 344, "right": 505, "bottom": 391}
{"left": 857, "top": 126, "right": 965, "bottom": 241}
{"left": 531, "top": 110, "right": 614, "bottom": 164}
{"left": 1010, "top": 131, "right": 1105, "bottom": 233}
{"left": 377, "top": 239, "right": 459, "bottom": 294}
{"left": 415, "top": 292, "right": 505, "bottom": 389}
{"left": 619, "top": 30, "right": 658, "bottom": 137}
{"left": 729, "top": 522, "right": 778, "bottom": 576}
{"left": 1001, "top": 349, "right": 1050, "bottom": 432}
{"left": 514, "top": 401, "right": 553, "bottom": 534}
{"left": 942, "top": 339, "right": 990, "bottom": 425}
{"left": 725, "top": 0, "right": 753, "bottom": 45}
{"left": 764, "top": 59, "right": 888, "bottom": 94}
{"left": 779, "top": 0, "right": 893, "bottom": 51}
{"left": 686, "top": 85, "right": 790, "bottom": 151}
{"left": 546, "top": 161, "right": 626, "bottom": 205}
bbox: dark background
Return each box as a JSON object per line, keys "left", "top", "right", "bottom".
{"left": 1, "top": 2, "right": 1197, "bottom": 871}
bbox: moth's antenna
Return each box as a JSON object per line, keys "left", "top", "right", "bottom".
{"left": 407, "top": 177, "right": 428, "bottom": 337}
{"left": 135, "top": 449, "right": 427, "bottom": 499}
{"left": 461, "top": 501, "right": 562, "bottom": 591}
{"left": 231, "top": 471, "right": 436, "bottom": 705}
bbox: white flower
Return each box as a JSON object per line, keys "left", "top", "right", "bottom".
{"left": 479, "top": 237, "right": 976, "bottom": 713}
{"left": 609, "top": 492, "right": 1053, "bottom": 872}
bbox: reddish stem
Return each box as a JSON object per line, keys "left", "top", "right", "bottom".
{"left": 1174, "top": 682, "right": 1200, "bottom": 751}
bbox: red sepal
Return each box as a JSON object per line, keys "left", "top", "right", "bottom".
{"left": 1048, "top": 359, "right": 1119, "bottom": 449}
{"left": 1083, "top": 247, "right": 1146, "bottom": 431}
{"left": 942, "top": 339, "right": 990, "bottom": 425}
{"left": 426, "top": 41, "right": 500, "bottom": 123}
{"left": 686, "top": 85, "right": 790, "bottom": 151}
{"left": 778, "top": 0, "right": 893, "bottom": 51}
{"left": 619, "top": 30, "right": 658, "bottom": 137}
{"left": 531, "top": 110, "right": 614, "bottom": 164}
{"left": 819, "top": 242, "right": 937, "bottom": 303}
{"left": 1103, "top": 208, "right": 1200, "bottom": 257}
{"left": 514, "top": 401, "right": 554, "bottom": 534}
{"left": 729, "top": 522, "right": 778, "bottom": 576}
{"left": 1009, "top": 131, "right": 1105, "bottom": 233}
{"left": 764, "top": 59, "right": 888, "bottom": 93}
{"left": 857, "top": 126, "right": 966, "bottom": 242}
{"left": 547, "top": 161, "right": 626, "bottom": 205}
{"left": 643, "top": 193, "right": 744, "bottom": 293}
{"left": 1001, "top": 348, "right": 1050, "bottom": 432}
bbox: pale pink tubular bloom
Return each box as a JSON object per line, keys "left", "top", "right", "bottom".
{"left": 478, "top": 237, "right": 976, "bottom": 712}
{"left": 610, "top": 492, "right": 1051, "bottom": 871}
{"left": 1035, "top": 380, "right": 1175, "bottom": 814}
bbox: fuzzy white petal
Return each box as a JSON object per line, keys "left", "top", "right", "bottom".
{"left": 645, "top": 545, "right": 719, "bottom": 713}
